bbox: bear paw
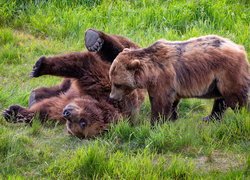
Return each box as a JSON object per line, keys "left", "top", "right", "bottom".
{"left": 3, "top": 105, "right": 23, "bottom": 123}
{"left": 202, "top": 115, "right": 211, "bottom": 122}
{"left": 85, "top": 29, "right": 104, "bottom": 52}
{"left": 30, "top": 56, "right": 45, "bottom": 78}
{"left": 170, "top": 111, "right": 178, "bottom": 121}
{"left": 2, "top": 105, "right": 33, "bottom": 123}
{"left": 202, "top": 115, "right": 220, "bottom": 122}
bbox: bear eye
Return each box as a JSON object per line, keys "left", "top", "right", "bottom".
{"left": 114, "top": 83, "right": 122, "bottom": 89}
{"left": 79, "top": 119, "right": 87, "bottom": 128}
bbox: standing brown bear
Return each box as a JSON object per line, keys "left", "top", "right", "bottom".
{"left": 109, "top": 35, "right": 250, "bottom": 124}
{"left": 3, "top": 29, "right": 145, "bottom": 138}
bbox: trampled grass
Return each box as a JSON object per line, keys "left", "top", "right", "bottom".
{"left": 0, "top": 0, "right": 249, "bottom": 179}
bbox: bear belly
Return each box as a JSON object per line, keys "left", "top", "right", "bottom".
{"left": 176, "top": 79, "right": 222, "bottom": 99}
{"left": 194, "top": 79, "right": 222, "bottom": 99}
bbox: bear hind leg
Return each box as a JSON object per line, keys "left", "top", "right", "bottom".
{"left": 224, "top": 93, "right": 248, "bottom": 112}
{"left": 203, "top": 98, "right": 227, "bottom": 122}
{"left": 85, "top": 29, "right": 104, "bottom": 52}
{"left": 85, "top": 29, "right": 125, "bottom": 62}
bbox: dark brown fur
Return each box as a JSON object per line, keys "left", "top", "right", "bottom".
{"left": 109, "top": 35, "right": 250, "bottom": 124}
{"left": 28, "top": 78, "right": 72, "bottom": 108}
{"left": 3, "top": 29, "right": 145, "bottom": 138}
{"left": 64, "top": 96, "right": 122, "bottom": 138}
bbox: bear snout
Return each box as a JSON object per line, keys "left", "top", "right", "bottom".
{"left": 63, "top": 108, "right": 72, "bottom": 118}
{"left": 63, "top": 104, "right": 76, "bottom": 119}
{"left": 109, "top": 92, "right": 122, "bottom": 101}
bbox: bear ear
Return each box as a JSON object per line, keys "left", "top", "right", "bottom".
{"left": 123, "top": 48, "right": 130, "bottom": 52}
{"left": 128, "top": 59, "right": 141, "bottom": 70}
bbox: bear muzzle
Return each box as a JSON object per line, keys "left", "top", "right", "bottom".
{"left": 109, "top": 92, "right": 122, "bottom": 101}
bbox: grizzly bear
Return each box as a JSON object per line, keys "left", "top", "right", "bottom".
{"left": 3, "top": 29, "right": 145, "bottom": 138}
{"left": 109, "top": 35, "right": 250, "bottom": 124}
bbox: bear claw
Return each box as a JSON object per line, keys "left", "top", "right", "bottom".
{"left": 85, "top": 29, "right": 104, "bottom": 52}
{"left": 202, "top": 116, "right": 211, "bottom": 122}
{"left": 30, "top": 56, "right": 45, "bottom": 78}
{"left": 202, "top": 115, "right": 220, "bottom": 122}
{"left": 2, "top": 105, "right": 22, "bottom": 123}
{"left": 3, "top": 105, "right": 33, "bottom": 124}
{"left": 2, "top": 110, "right": 11, "bottom": 121}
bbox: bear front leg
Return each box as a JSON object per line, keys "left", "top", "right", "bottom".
{"left": 30, "top": 53, "right": 89, "bottom": 78}
{"left": 3, "top": 105, "right": 34, "bottom": 124}
{"left": 170, "top": 100, "right": 180, "bottom": 121}
{"left": 149, "top": 95, "right": 173, "bottom": 125}
{"left": 85, "top": 29, "right": 124, "bottom": 63}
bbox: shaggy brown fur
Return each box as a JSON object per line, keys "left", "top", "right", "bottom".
{"left": 3, "top": 29, "right": 145, "bottom": 138}
{"left": 109, "top": 35, "right": 250, "bottom": 124}
{"left": 28, "top": 78, "right": 72, "bottom": 108}
{"left": 64, "top": 96, "right": 122, "bottom": 138}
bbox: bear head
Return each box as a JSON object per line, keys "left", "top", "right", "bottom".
{"left": 62, "top": 96, "right": 120, "bottom": 138}
{"left": 109, "top": 48, "right": 143, "bottom": 101}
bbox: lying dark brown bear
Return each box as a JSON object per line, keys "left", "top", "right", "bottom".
{"left": 109, "top": 35, "right": 250, "bottom": 124}
{"left": 3, "top": 29, "right": 145, "bottom": 138}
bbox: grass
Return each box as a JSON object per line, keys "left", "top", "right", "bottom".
{"left": 0, "top": 0, "right": 249, "bottom": 179}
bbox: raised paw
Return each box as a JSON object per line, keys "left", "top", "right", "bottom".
{"left": 85, "top": 29, "right": 104, "bottom": 52}
{"left": 30, "top": 56, "right": 45, "bottom": 78}
{"left": 2, "top": 105, "right": 33, "bottom": 123}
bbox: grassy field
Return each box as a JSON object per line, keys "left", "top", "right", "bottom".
{"left": 0, "top": 0, "right": 250, "bottom": 179}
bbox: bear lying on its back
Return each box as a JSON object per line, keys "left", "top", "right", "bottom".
{"left": 109, "top": 35, "right": 250, "bottom": 124}
{"left": 3, "top": 29, "right": 145, "bottom": 138}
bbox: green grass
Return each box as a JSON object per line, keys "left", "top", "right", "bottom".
{"left": 0, "top": 0, "right": 249, "bottom": 179}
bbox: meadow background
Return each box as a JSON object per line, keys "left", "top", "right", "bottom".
{"left": 0, "top": 0, "right": 249, "bottom": 179}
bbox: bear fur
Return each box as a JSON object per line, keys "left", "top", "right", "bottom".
{"left": 109, "top": 35, "right": 250, "bottom": 124}
{"left": 3, "top": 29, "right": 145, "bottom": 138}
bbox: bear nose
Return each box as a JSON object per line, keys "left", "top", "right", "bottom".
{"left": 109, "top": 93, "right": 114, "bottom": 99}
{"left": 109, "top": 93, "right": 122, "bottom": 101}
{"left": 63, "top": 109, "right": 72, "bottom": 118}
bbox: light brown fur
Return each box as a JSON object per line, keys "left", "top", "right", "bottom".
{"left": 109, "top": 35, "right": 250, "bottom": 123}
